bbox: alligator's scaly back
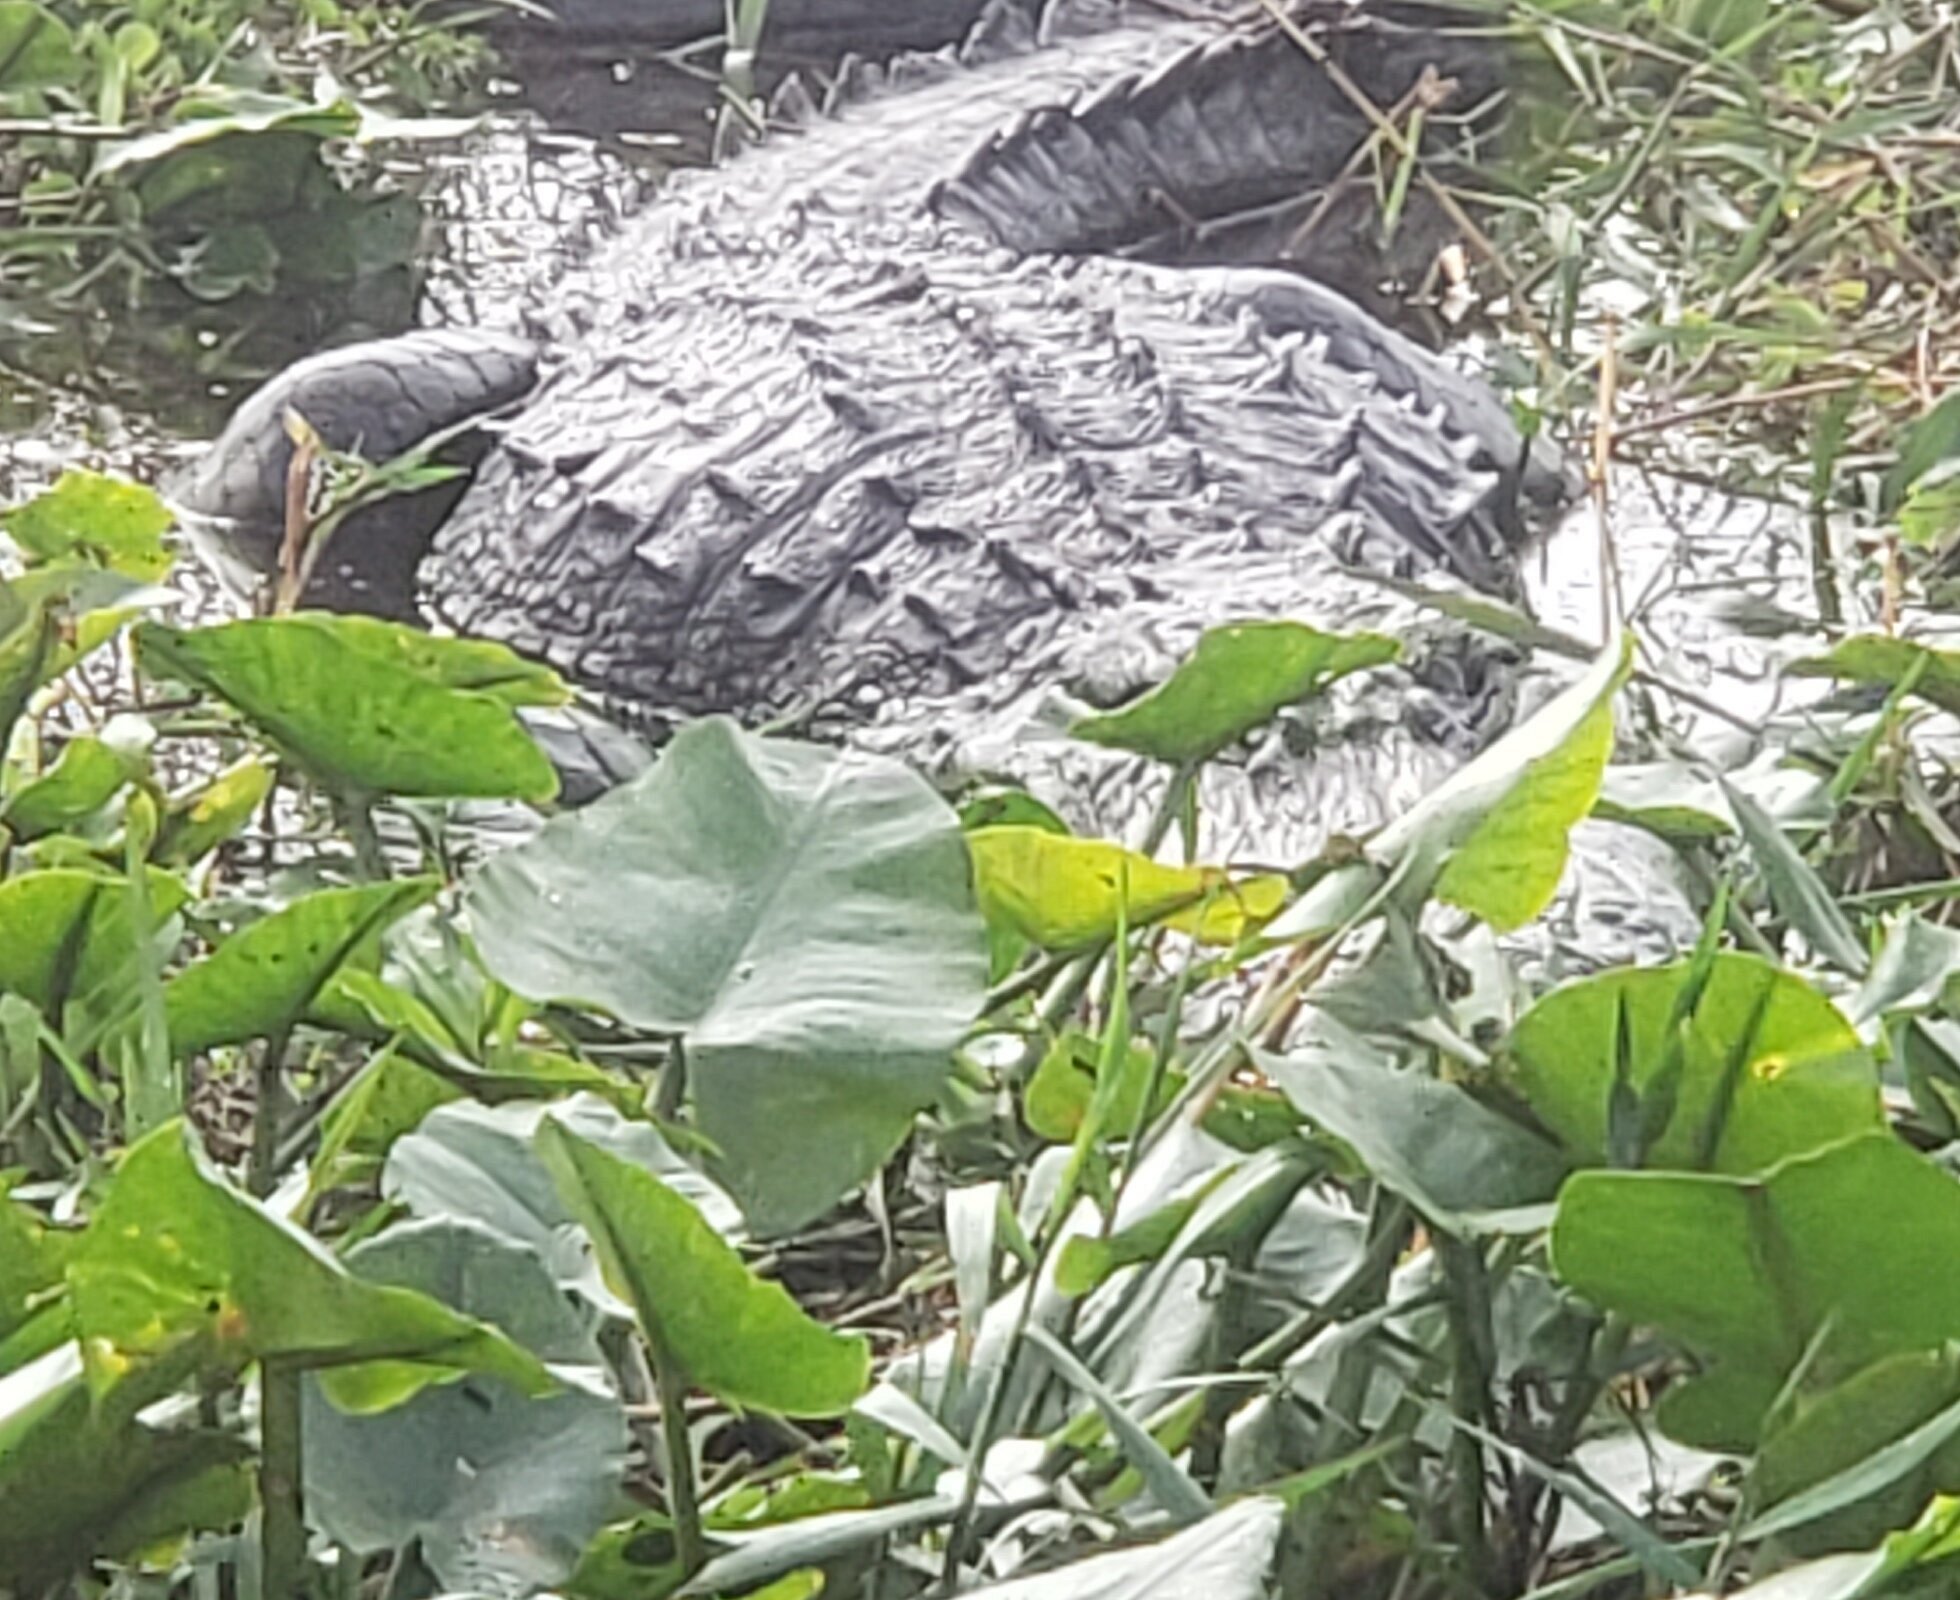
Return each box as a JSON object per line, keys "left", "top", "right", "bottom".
{"left": 188, "top": 0, "right": 1559, "bottom": 861}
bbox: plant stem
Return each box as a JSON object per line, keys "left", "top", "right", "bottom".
{"left": 250, "top": 1033, "right": 290, "bottom": 1201}
{"left": 341, "top": 791, "right": 389, "bottom": 881}
{"left": 258, "top": 1357, "right": 306, "bottom": 1600}
{"left": 1436, "top": 1232, "right": 1500, "bottom": 1596}
{"left": 651, "top": 1339, "right": 705, "bottom": 1577}
{"left": 655, "top": 1038, "right": 689, "bottom": 1122}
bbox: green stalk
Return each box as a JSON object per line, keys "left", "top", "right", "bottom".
{"left": 341, "top": 790, "right": 389, "bottom": 882}
{"left": 258, "top": 1357, "right": 306, "bottom": 1600}
{"left": 1436, "top": 1232, "right": 1500, "bottom": 1596}
{"left": 247, "top": 1019, "right": 306, "bottom": 1591}
{"left": 652, "top": 1339, "right": 706, "bottom": 1577}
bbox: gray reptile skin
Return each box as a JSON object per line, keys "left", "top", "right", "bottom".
{"left": 184, "top": 0, "right": 1598, "bottom": 878}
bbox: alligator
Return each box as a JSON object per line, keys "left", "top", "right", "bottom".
{"left": 178, "top": 0, "right": 1582, "bottom": 866}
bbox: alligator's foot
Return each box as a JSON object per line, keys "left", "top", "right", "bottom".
{"left": 171, "top": 329, "right": 538, "bottom": 619}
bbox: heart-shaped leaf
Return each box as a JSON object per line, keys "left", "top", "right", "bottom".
{"left": 468, "top": 718, "right": 986, "bottom": 1233}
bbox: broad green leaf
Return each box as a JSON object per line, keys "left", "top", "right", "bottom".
{"left": 303, "top": 1220, "right": 627, "bottom": 1594}
{"left": 1024, "top": 1031, "right": 1170, "bottom": 1143}
{"left": 1281, "top": 636, "right": 1630, "bottom": 937}
{"left": 1901, "top": 465, "right": 1960, "bottom": 550}
{"left": 1884, "top": 393, "right": 1960, "bottom": 516}
{"left": 1262, "top": 1010, "right": 1567, "bottom": 1231}
{"left": 152, "top": 757, "right": 274, "bottom": 865}
{"left": 1750, "top": 1349, "right": 1960, "bottom": 1552}
{"left": 1430, "top": 665, "right": 1620, "bottom": 928}
{"left": 538, "top": 1122, "right": 869, "bottom": 1416}
{"left": 0, "top": 1341, "right": 250, "bottom": 1592}
{"left": 1394, "top": 634, "right": 1627, "bottom": 925}
{"left": 1071, "top": 621, "right": 1398, "bottom": 766}
{"left": 3, "top": 736, "right": 136, "bottom": 840}
{"left": 970, "top": 826, "right": 1283, "bottom": 951}
{"left": 96, "top": 89, "right": 363, "bottom": 174}
{"left": 137, "top": 617, "right": 558, "bottom": 801}
{"left": 0, "top": 470, "right": 171, "bottom": 580}
{"left": 468, "top": 718, "right": 986, "bottom": 1234}
{"left": 0, "top": 3, "right": 82, "bottom": 92}
{"left": 1552, "top": 1134, "right": 1960, "bottom": 1448}
{"left": 1509, "top": 953, "right": 1882, "bottom": 1175}
{"left": 68, "top": 1123, "right": 552, "bottom": 1402}
{"left": 0, "top": 1192, "right": 65, "bottom": 1345}
{"left": 0, "top": 597, "right": 56, "bottom": 754}
{"left": 1789, "top": 635, "right": 1960, "bottom": 720}
{"left": 163, "top": 878, "right": 438, "bottom": 1055}
{"left": 0, "top": 866, "right": 187, "bottom": 1020}
{"left": 384, "top": 1097, "right": 745, "bottom": 1307}
{"left": 299, "top": 613, "right": 569, "bottom": 709}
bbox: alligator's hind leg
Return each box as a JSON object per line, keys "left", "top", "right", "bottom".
{"left": 173, "top": 329, "right": 537, "bottom": 619}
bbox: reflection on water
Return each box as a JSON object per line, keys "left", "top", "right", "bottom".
{"left": 1527, "top": 471, "right": 1831, "bottom": 738}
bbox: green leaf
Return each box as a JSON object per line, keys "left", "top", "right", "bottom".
{"left": 302, "top": 1220, "right": 627, "bottom": 1594}
{"left": 1262, "top": 1010, "right": 1567, "bottom": 1231}
{"left": 1901, "top": 465, "right": 1960, "bottom": 550}
{"left": 4, "top": 737, "right": 136, "bottom": 840}
{"left": 68, "top": 1123, "right": 553, "bottom": 1402}
{"left": 0, "top": 866, "right": 187, "bottom": 1022}
{"left": 1721, "top": 776, "right": 1868, "bottom": 974}
{"left": 1429, "top": 662, "right": 1621, "bottom": 929}
{"left": 1884, "top": 393, "right": 1960, "bottom": 515}
{"left": 163, "top": 878, "right": 438, "bottom": 1055}
{"left": 1071, "top": 621, "right": 1398, "bottom": 766}
{"left": 383, "top": 1097, "right": 745, "bottom": 1306}
{"left": 1593, "top": 762, "right": 1734, "bottom": 841}
{"left": 1510, "top": 953, "right": 1882, "bottom": 1175}
{"left": 152, "top": 757, "right": 274, "bottom": 866}
{"left": 136, "top": 617, "right": 559, "bottom": 802}
{"left": 1551, "top": 1134, "right": 1960, "bottom": 1448}
{"left": 970, "top": 826, "right": 1284, "bottom": 951}
{"left": 293, "top": 613, "right": 569, "bottom": 710}
{"left": 538, "top": 1121, "right": 869, "bottom": 1416}
{"left": 95, "top": 88, "right": 363, "bottom": 174}
{"left": 0, "top": 1191, "right": 65, "bottom": 1345}
{"left": 1789, "top": 634, "right": 1960, "bottom": 720}
{"left": 0, "top": 471, "right": 172, "bottom": 580}
{"left": 1280, "top": 636, "right": 1630, "bottom": 938}
{"left": 0, "top": 2, "right": 82, "bottom": 93}
{"left": 1749, "top": 1349, "right": 1960, "bottom": 1551}
{"left": 0, "top": 597, "right": 57, "bottom": 755}
{"left": 1025, "top": 1030, "right": 1170, "bottom": 1143}
{"left": 0, "top": 1341, "right": 251, "bottom": 1592}
{"left": 468, "top": 718, "right": 986, "bottom": 1234}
